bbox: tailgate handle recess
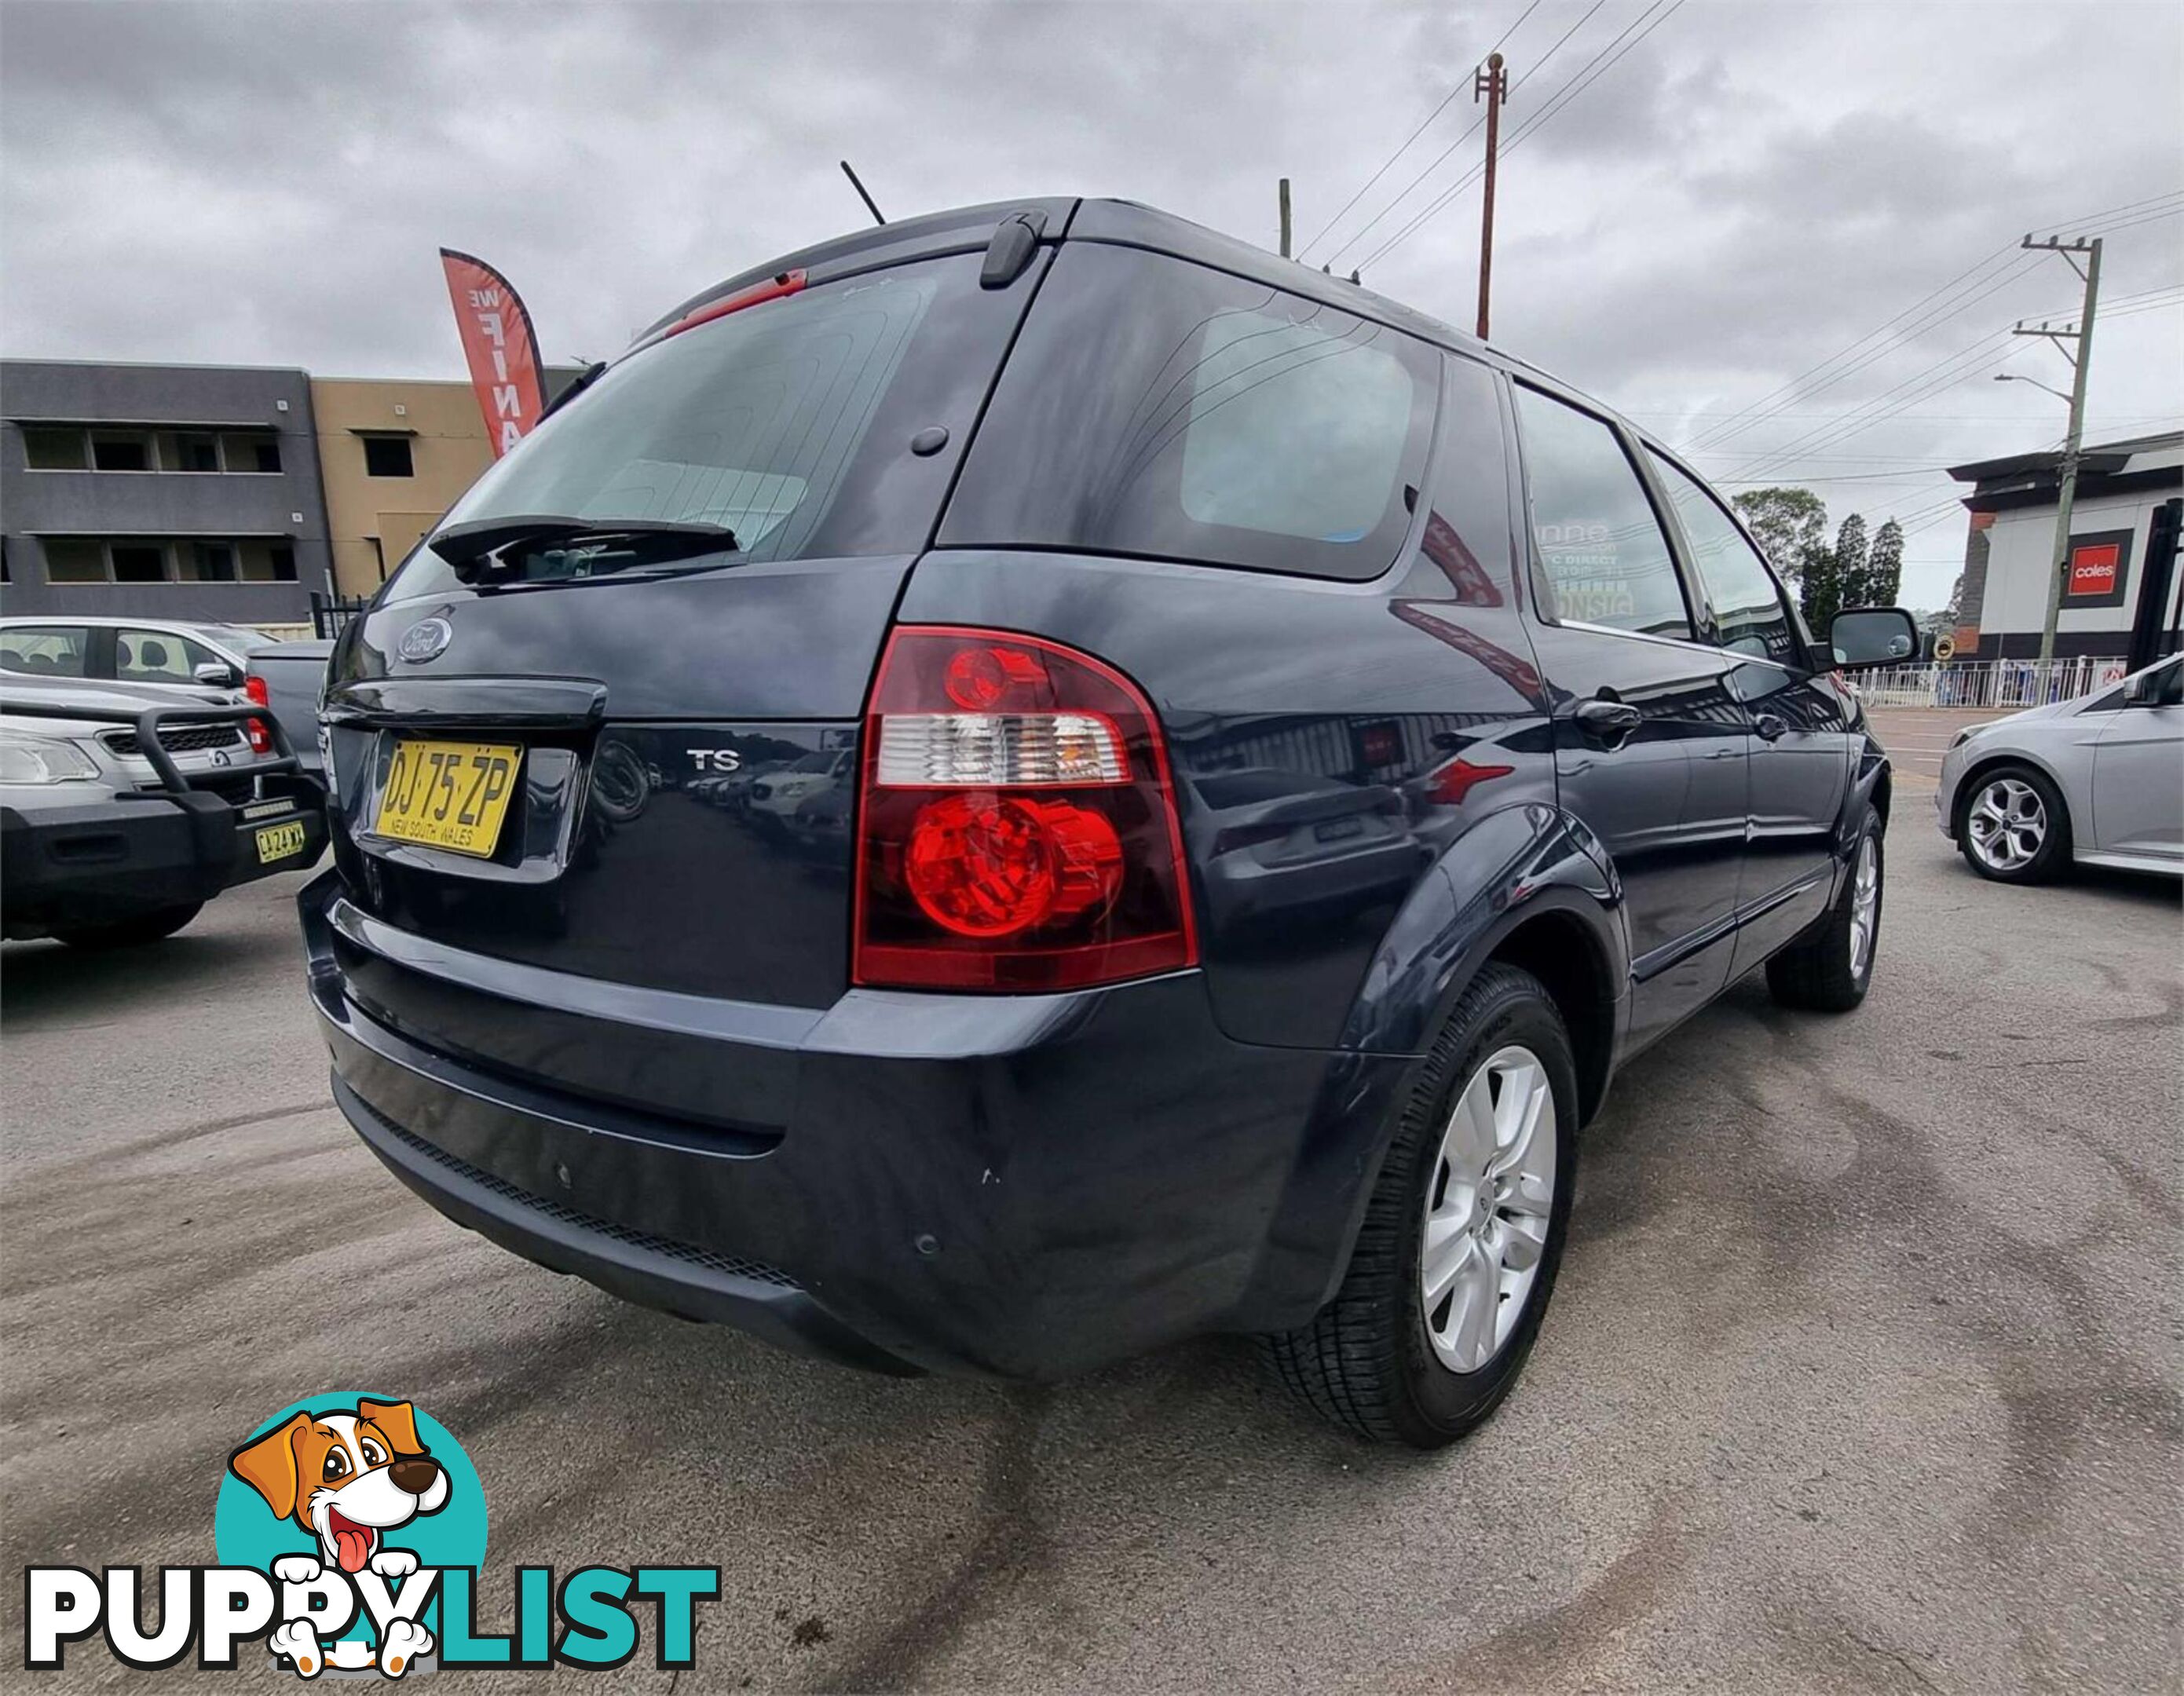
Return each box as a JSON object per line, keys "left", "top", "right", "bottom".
{"left": 323, "top": 675, "right": 607, "bottom": 731}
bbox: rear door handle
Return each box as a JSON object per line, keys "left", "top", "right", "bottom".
{"left": 1571, "top": 699, "right": 1643, "bottom": 747}
{"left": 1753, "top": 712, "right": 1787, "bottom": 742}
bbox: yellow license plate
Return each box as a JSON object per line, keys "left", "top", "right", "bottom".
{"left": 374, "top": 738, "right": 521, "bottom": 857}
{"left": 254, "top": 820, "right": 309, "bottom": 864}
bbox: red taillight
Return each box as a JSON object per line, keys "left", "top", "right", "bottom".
{"left": 242, "top": 674, "right": 273, "bottom": 753}
{"left": 854, "top": 627, "right": 1198, "bottom": 992}
{"left": 1426, "top": 757, "right": 1513, "bottom": 807}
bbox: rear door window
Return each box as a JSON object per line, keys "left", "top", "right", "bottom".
{"left": 1646, "top": 451, "right": 1801, "bottom": 666}
{"left": 1512, "top": 386, "right": 1692, "bottom": 640}
{"left": 118, "top": 627, "right": 219, "bottom": 682}
{"left": 942, "top": 243, "right": 1440, "bottom": 580}
{"left": 385, "top": 252, "right": 1031, "bottom": 601}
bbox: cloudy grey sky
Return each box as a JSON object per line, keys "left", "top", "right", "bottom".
{"left": 4, "top": 0, "right": 2180, "bottom": 604}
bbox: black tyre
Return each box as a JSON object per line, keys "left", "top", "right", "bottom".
{"left": 1953, "top": 762, "right": 2070, "bottom": 884}
{"left": 1262, "top": 963, "right": 1578, "bottom": 1448}
{"left": 1766, "top": 809, "right": 1883, "bottom": 1012}
{"left": 52, "top": 902, "right": 203, "bottom": 950}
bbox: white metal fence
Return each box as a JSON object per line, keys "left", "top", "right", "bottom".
{"left": 1850, "top": 656, "right": 2129, "bottom": 711}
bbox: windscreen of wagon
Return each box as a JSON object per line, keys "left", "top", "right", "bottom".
{"left": 386, "top": 259, "right": 979, "bottom": 599}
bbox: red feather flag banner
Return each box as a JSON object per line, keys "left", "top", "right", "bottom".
{"left": 438, "top": 248, "right": 546, "bottom": 459}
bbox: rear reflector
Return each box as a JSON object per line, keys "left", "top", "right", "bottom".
{"left": 854, "top": 627, "right": 1197, "bottom": 992}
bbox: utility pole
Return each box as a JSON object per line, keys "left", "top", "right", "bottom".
{"left": 1279, "top": 177, "right": 1293, "bottom": 259}
{"left": 1474, "top": 51, "right": 1509, "bottom": 340}
{"left": 2014, "top": 233, "right": 2102, "bottom": 663}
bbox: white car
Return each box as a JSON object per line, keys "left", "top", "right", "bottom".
{"left": 1935, "top": 652, "right": 2182, "bottom": 881}
{"left": 2, "top": 677, "right": 327, "bottom": 946}
{"left": 746, "top": 747, "right": 852, "bottom": 834}
{"left": 0, "top": 615, "right": 284, "bottom": 692}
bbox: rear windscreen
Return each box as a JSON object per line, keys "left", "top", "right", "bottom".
{"left": 941, "top": 243, "right": 1441, "bottom": 581}
{"left": 383, "top": 253, "right": 1025, "bottom": 601}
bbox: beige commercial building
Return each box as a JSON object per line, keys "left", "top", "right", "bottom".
{"left": 310, "top": 377, "right": 500, "bottom": 594}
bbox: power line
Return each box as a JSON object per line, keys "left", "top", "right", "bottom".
{"left": 1677, "top": 239, "right": 2175, "bottom": 466}
{"left": 1731, "top": 284, "right": 2180, "bottom": 484}
{"left": 1357, "top": 0, "right": 1690, "bottom": 274}
{"left": 1629, "top": 408, "right": 2183, "bottom": 424}
{"left": 1297, "top": 0, "right": 1544, "bottom": 263}
{"left": 1322, "top": 0, "right": 1613, "bottom": 270}
{"left": 1715, "top": 465, "right": 1962, "bottom": 485}
{"left": 1715, "top": 331, "right": 2026, "bottom": 483}
{"left": 1675, "top": 194, "right": 2182, "bottom": 453}
{"left": 1675, "top": 250, "right": 2029, "bottom": 452}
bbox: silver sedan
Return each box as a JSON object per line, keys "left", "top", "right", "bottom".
{"left": 1935, "top": 653, "right": 2182, "bottom": 882}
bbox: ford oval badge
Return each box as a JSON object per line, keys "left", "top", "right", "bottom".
{"left": 397, "top": 617, "right": 453, "bottom": 663}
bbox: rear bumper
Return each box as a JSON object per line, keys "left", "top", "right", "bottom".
{"left": 335, "top": 1073, "right": 922, "bottom": 1374}
{"left": 2, "top": 788, "right": 325, "bottom": 937}
{"left": 303, "top": 871, "right": 1410, "bottom": 1380}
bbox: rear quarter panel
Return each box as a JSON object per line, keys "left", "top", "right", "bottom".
{"left": 896, "top": 532, "right": 1586, "bottom": 1051}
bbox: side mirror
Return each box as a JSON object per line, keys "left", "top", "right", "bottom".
{"left": 1828, "top": 607, "right": 1919, "bottom": 671}
{"left": 2123, "top": 671, "right": 2160, "bottom": 706}
{"left": 194, "top": 660, "right": 242, "bottom": 687}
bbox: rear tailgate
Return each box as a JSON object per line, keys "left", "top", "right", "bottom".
{"left": 323, "top": 562, "right": 898, "bottom": 1008}
{"left": 320, "top": 233, "right": 1048, "bottom": 1036}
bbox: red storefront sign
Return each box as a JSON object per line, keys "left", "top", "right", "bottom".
{"left": 2066, "top": 540, "right": 2121, "bottom": 599}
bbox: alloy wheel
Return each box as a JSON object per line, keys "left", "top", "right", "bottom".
{"left": 1966, "top": 777, "right": 2045, "bottom": 873}
{"left": 1419, "top": 1044, "right": 1557, "bottom": 1373}
{"left": 1848, "top": 833, "right": 1879, "bottom": 976}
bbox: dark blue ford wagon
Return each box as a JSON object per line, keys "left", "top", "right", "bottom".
{"left": 303, "top": 198, "right": 1915, "bottom": 1446}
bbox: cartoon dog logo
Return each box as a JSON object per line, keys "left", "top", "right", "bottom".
{"left": 229, "top": 1398, "right": 449, "bottom": 1677}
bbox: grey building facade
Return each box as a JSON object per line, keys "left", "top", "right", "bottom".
{"left": 2, "top": 360, "right": 334, "bottom": 623}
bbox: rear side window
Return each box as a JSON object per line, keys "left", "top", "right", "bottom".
{"left": 1513, "top": 386, "right": 1691, "bottom": 640}
{"left": 386, "top": 253, "right": 1026, "bottom": 601}
{"left": 942, "top": 244, "right": 1439, "bottom": 580}
{"left": 1646, "top": 451, "right": 1800, "bottom": 666}
{"left": 1, "top": 626, "right": 91, "bottom": 677}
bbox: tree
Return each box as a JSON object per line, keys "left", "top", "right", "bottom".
{"left": 1804, "top": 512, "right": 1867, "bottom": 631}
{"left": 1860, "top": 518, "right": 1904, "bottom": 608}
{"left": 1730, "top": 487, "right": 1829, "bottom": 586}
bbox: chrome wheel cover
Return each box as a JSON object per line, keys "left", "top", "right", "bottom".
{"left": 1966, "top": 777, "right": 2045, "bottom": 873}
{"left": 1848, "top": 833, "right": 1879, "bottom": 977}
{"left": 1420, "top": 1044, "right": 1557, "bottom": 1374}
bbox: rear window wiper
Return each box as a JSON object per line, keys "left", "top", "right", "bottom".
{"left": 427, "top": 514, "right": 741, "bottom": 579}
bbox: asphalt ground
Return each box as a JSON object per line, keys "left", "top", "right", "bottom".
{"left": 1863, "top": 707, "right": 2008, "bottom": 790}
{"left": 2, "top": 802, "right": 2179, "bottom": 1692}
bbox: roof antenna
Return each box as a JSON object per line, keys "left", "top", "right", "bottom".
{"left": 840, "top": 160, "right": 887, "bottom": 226}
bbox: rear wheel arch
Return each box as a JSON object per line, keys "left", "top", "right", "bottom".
{"left": 1479, "top": 908, "right": 1615, "bottom": 1126}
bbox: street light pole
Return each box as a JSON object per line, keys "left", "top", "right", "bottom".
{"left": 2014, "top": 235, "right": 2103, "bottom": 664}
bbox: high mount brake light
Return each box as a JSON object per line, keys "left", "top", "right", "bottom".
{"left": 854, "top": 628, "right": 1198, "bottom": 992}
{"left": 663, "top": 269, "right": 808, "bottom": 340}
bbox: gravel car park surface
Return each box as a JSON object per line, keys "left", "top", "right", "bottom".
{"left": 2, "top": 813, "right": 2178, "bottom": 1694}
